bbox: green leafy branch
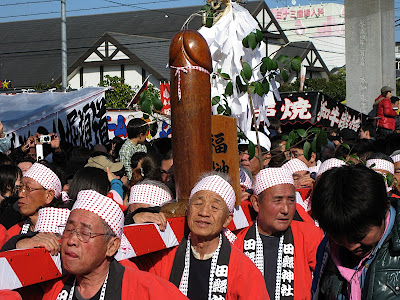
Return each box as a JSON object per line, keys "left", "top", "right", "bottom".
{"left": 201, "top": 2, "right": 225, "bottom": 28}
{"left": 337, "top": 143, "right": 359, "bottom": 164}
{"left": 368, "top": 163, "right": 395, "bottom": 188}
{"left": 282, "top": 127, "right": 328, "bottom": 161}
{"left": 137, "top": 85, "right": 163, "bottom": 136}
{"left": 276, "top": 54, "right": 302, "bottom": 83}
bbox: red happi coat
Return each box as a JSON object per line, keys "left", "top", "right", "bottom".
{"left": 0, "top": 224, "right": 8, "bottom": 249}
{"left": 134, "top": 241, "right": 269, "bottom": 300}
{"left": 41, "top": 259, "right": 188, "bottom": 300}
{"left": 234, "top": 221, "right": 323, "bottom": 300}
{"left": 7, "top": 221, "right": 25, "bottom": 239}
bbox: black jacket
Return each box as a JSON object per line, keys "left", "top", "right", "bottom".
{"left": 315, "top": 201, "right": 400, "bottom": 300}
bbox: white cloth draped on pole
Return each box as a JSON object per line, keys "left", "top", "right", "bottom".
{"left": 198, "top": 1, "right": 277, "bottom": 133}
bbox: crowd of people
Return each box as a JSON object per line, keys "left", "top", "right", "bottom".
{"left": 0, "top": 101, "right": 399, "bottom": 299}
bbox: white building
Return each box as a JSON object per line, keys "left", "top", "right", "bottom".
{"left": 270, "top": 3, "right": 345, "bottom": 70}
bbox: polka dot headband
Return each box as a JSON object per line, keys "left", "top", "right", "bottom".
{"left": 253, "top": 167, "right": 294, "bottom": 196}
{"left": 366, "top": 159, "right": 394, "bottom": 175}
{"left": 24, "top": 163, "right": 62, "bottom": 198}
{"left": 282, "top": 158, "right": 309, "bottom": 175}
{"left": 34, "top": 207, "right": 70, "bottom": 234}
{"left": 73, "top": 190, "right": 124, "bottom": 237}
{"left": 129, "top": 183, "right": 172, "bottom": 207}
{"left": 390, "top": 154, "right": 400, "bottom": 163}
{"left": 190, "top": 175, "right": 236, "bottom": 212}
{"left": 317, "top": 158, "right": 346, "bottom": 178}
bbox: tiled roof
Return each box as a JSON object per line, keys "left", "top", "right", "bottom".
{"left": 0, "top": 1, "right": 267, "bottom": 88}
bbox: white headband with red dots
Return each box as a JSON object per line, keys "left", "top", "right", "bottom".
{"left": 73, "top": 190, "right": 124, "bottom": 237}
{"left": 34, "top": 207, "right": 70, "bottom": 234}
{"left": 282, "top": 158, "right": 308, "bottom": 175}
{"left": 129, "top": 184, "right": 172, "bottom": 207}
{"left": 316, "top": 158, "right": 347, "bottom": 178}
{"left": 253, "top": 168, "right": 294, "bottom": 196}
{"left": 390, "top": 154, "right": 400, "bottom": 163}
{"left": 190, "top": 175, "right": 236, "bottom": 212}
{"left": 24, "top": 163, "right": 62, "bottom": 198}
{"left": 366, "top": 159, "right": 394, "bottom": 175}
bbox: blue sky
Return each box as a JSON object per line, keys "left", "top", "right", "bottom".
{"left": 1, "top": 0, "right": 399, "bottom": 40}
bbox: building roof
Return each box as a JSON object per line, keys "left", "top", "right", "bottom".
{"left": 53, "top": 32, "right": 172, "bottom": 84}
{"left": 273, "top": 41, "right": 329, "bottom": 78}
{"left": 0, "top": 1, "right": 282, "bottom": 88}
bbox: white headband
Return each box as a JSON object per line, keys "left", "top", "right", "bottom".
{"left": 366, "top": 159, "right": 394, "bottom": 175}
{"left": 190, "top": 175, "right": 236, "bottom": 212}
{"left": 24, "top": 163, "right": 62, "bottom": 198}
{"left": 253, "top": 168, "right": 294, "bottom": 196}
{"left": 390, "top": 154, "right": 400, "bottom": 163}
{"left": 73, "top": 190, "right": 124, "bottom": 237}
{"left": 282, "top": 158, "right": 308, "bottom": 175}
{"left": 316, "top": 158, "right": 347, "bottom": 178}
{"left": 34, "top": 207, "right": 70, "bottom": 234}
{"left": 129, "top": 183, "right": 172, "bottom": 207}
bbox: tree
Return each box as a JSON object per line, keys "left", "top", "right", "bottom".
{"left": 99, "top": 75, "right": 135, "bottom": 108}
{"left": 279, "top": 68, "right": 346, "bottom": 102}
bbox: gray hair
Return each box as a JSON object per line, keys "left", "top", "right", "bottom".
{"left": 100, "top": 218, "right": 116, "bottom": 242}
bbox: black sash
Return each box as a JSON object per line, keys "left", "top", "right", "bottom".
{"left": 243, "top": 223, "right": 295, "bottom": 300}
{"left": 56, "top": 259, "right": 124, "bottom": 300}
{"left": 169, "top": 234, "right": 231, "bottom": 299}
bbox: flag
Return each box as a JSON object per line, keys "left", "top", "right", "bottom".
{"left": 127, "top": 75, "right": 150, "bottom": 109}
{"left": 160, "top": 82, "right": 171, "bottom": 115}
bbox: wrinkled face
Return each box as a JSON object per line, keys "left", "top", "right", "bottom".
{"left": 331, "top": 222, "right": 385, "bottom": 258}
{"left": 18, "top": 177, "right": 52, "bottom": 218}
{"left": 61, "top": 209, "right": 114, "bottom": 276}
{"left": 187, "top": 190, "right": 231, "bottom": 241}
{"left": 17, "top": 162, "right": 33, "bottom": 176}
{"left": 160, "top": 159, "right": 173, "bottom": 183}
{"left": 254, "top": 184, "right": 296, "bottom": 236}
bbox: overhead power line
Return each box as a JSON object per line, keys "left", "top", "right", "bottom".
{"left": 0, "top": 0, "right": 184, "bottom": 20}
{"left": 0, "top": 0, "right": 58, "bottom": 7}
{"left": 0, "top": 18, "right": 346, "bottom": 47}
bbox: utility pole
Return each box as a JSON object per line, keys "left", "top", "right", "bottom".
{"left": 61, "top": 0, "right": 67, "bottom": 91}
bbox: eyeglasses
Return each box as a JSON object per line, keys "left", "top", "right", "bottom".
{"left": 17, "top": 184, "right": 46, "bottom": 194}
{"left": 289, "top": 152, "right": 304, "bottom": 159}
{"left": 58, "top": 224, "right": 116, "bottom": 243}
{"left": 239, "top": 151, "right": 270, "bottom": 157}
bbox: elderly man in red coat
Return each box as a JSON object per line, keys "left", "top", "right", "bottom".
{"left": 134, "top": 172, "right": 269, "bottom": 300}
{"left": 42, "top": 190, "right": 187, "bottom": 300}
{"left": 235, "top": 167, "right": 323, "bottom": 300}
